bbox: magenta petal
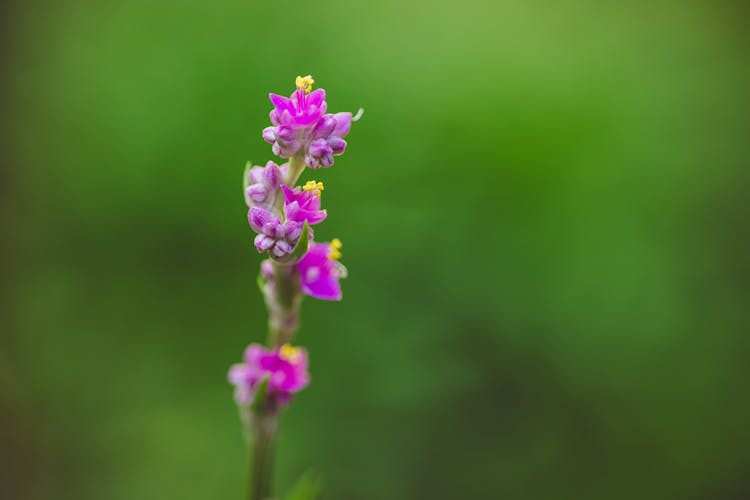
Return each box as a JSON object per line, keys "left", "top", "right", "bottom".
{"left": 300, "top": 242, "right": 329, "bottom": 264}
{"left": 301, "top": 274, "right": 342, "bottom": 301}
{"left": 333, "top": 112, "right": 352, "bottom": 137}
{"left": 281, "top": 184, "right": 296, "bottom": 204}
{"left": 280, "top": 109, "right": 294, "bottom": 125}
{"left": 269, "top": 93, "right": 291, "bottom": 111}
{"left": 287, "top": 202, "right": 326, "bottom": 225}
{"left": 297, "top": 207, "right": 327, "bottom": 225}
{"left": 303, "top": 195, "right": 321, "bottom": 211}
{"left": 295, "top": 242, "right": 344, "bottom": 301}
{"left": 307, "top": 89, "right": 326, "bottom": 107}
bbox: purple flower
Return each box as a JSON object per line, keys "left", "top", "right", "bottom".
{"left": 228, "top": 343, "right": 310, "bottom": 408}
{"left": 269, "top": 76, "right": 327, "bottom": 130}
{"left": 244, "top": 161, "right": 285, "bottom": 208}
{"left": 248, "top": 206, "right": 303, "bottom": 258}
{"left": 262, "top": 75, "right": 326, "bottom": 158}
{"left": 281, "top": 181, "right": 327, "bottom": 225}
{"left": 262, "top": 76, "right": 359, "bottom": 169}
{"left": 295, "top": 240, "right": 347, "bottom": 301}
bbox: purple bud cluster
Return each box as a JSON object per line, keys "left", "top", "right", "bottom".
{"left": 244, "top": 161, "right": 285, "bottom": 208}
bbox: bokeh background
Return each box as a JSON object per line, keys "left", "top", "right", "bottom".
{"left": 2, "top": 0, "right": 750, "bottom": 498}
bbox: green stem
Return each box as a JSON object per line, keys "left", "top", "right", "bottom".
{"left": 284, "top": 153, "right": 307, "bottom": 187}
{"left": 248, "top": 413, "right": 278, "bottom": 500}
{"left": 267, "top": 262, "right": 301, "bottom": 347}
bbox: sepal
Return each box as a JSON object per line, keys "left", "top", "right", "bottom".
{"left": 243, "top": 161, "right": 253, "bottom": 191}
{"left": 250, "top": 375, "right": 270, "bottom": 413}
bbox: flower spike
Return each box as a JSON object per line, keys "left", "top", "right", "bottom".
{"left": 231, "top": 74, "right": 360, "bottom": 500}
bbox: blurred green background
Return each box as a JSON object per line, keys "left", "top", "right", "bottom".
{"left": 2, "top": 0, "right": 750, "bottom": 498}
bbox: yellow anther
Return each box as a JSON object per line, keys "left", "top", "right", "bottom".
{"left": 328, "top": 238, "right": 343, "bottom": 260}
{"left": 280, "top": 343, "right": 302, "bottom": 363}
{"left": 295, "top": 75, "right": 314, "bottom": 94}
{"left": 303, "top": 180, "right": 324, "bottom": 197}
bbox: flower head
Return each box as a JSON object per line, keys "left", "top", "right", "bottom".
{"left": 295, "top": 240, "right": 347, "bottom": 301}
{"left": 262, "top": 76, "right": 359, "bottom": 169}
{"left": 281, "top": 182, "right": 327, "bottom": 225}
{"left": 228, "top": 343, "right": 310, "bottom": 409}
{"left": 268, "top": 75, "right": 327, "bottom": 130}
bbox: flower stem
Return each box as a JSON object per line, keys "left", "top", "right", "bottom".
{"left": 284, "top": 153, "right": 307, "bottom": 187}
{"left": 267, "top": 262, "right": 301, "bottom": 347}
{"left": 252, "top": 152, "right": 307, "bottom": 498}
{"left": 248, "top": 412, "right": 278, "bottom": 500}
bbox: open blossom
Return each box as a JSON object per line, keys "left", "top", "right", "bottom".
{"left": 258, "top": 239, "right": 347, "bottom": 300}
{"left": 262, "top": 75, "right": 358, "bottom": 169}
{"left": 268, "top": 77, "right": 327, "bottom": 129}
{"left": 296, "top": 240, "right": 347, "bottom": 301}
{"left": 228, "top": 343, "right": 310, "bottom": 408}
{"left": 282, "top": 181, "right": 327, "bottom": 225}
{"left": 244, "top": 161, "right": 285, "bottom": 208}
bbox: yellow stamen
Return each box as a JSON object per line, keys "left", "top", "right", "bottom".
{"left": 328, "top": 238, "right": 342, "bottom": 260}
{"left": 280, "top": 343, "right": 302, "bottom": 363}
{"left": 295, "top": 75, "right": 314, "bottom": 94}
{"left": 303, "top": 180, "right": 324, "bottom": 197}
